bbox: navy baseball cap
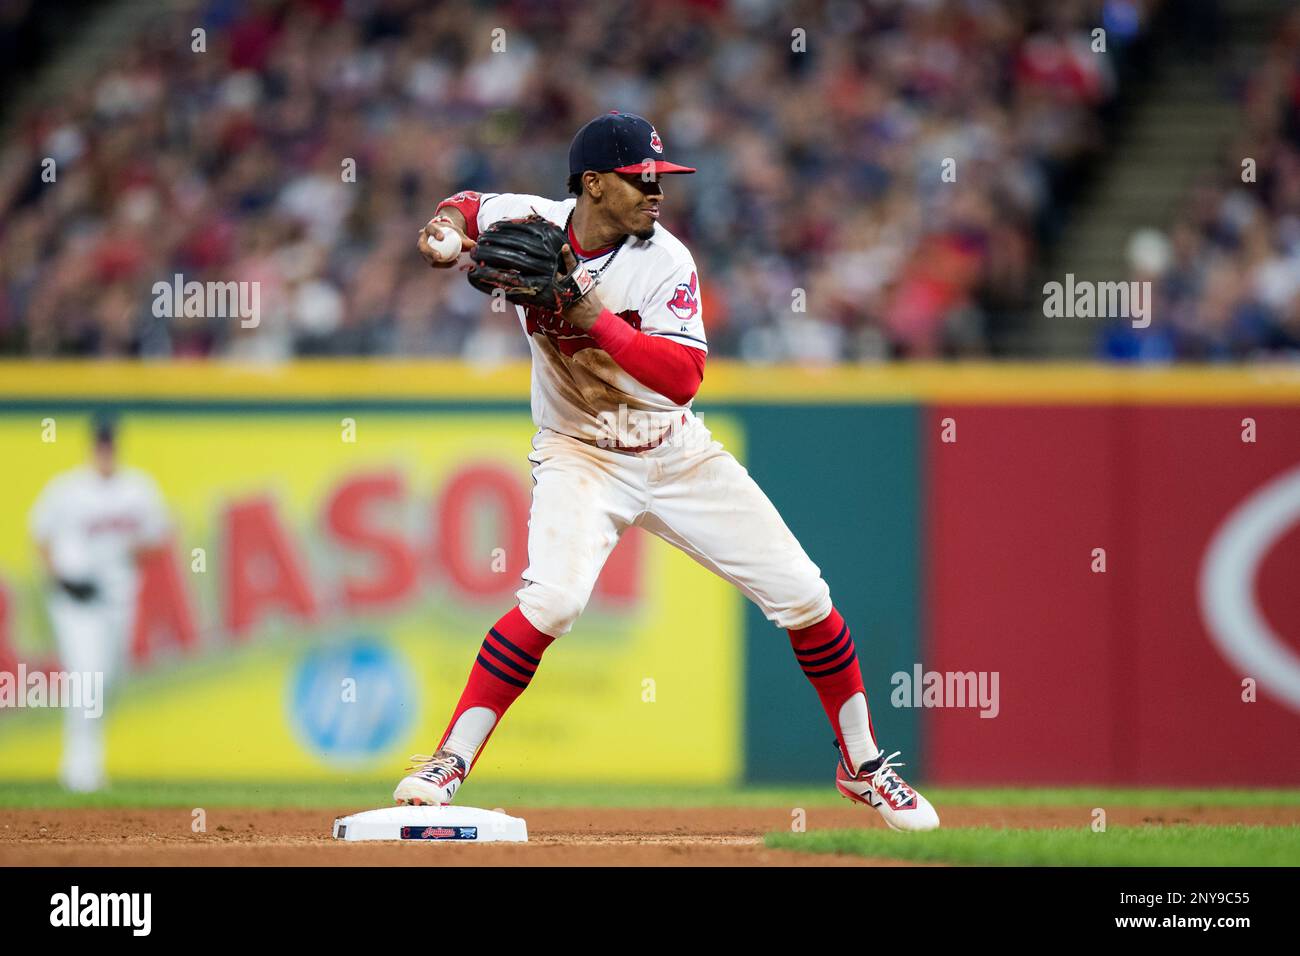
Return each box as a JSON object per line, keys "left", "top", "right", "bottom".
{"left": 568, "top": 111, "right": 696, "bottom": 178}
{"left": 91, "top": 411, "right": 117, "bottom": 446}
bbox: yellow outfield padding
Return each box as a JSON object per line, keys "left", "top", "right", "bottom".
{"left": 2, "top": 360, "right": 1300, "bottom": 403}
{"left": 703, "top": 362, "right": 1300, "bottom": 404}
{"left": 0, "top": 360, "right": 533, "bottom": 401}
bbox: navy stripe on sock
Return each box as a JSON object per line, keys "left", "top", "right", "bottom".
{"left": 803, "top": 651, "right": 859, "bottom": 679}
{"left": 798, "top": 633, "right": 854, "bottom": 669}
{"left": 489, "top": 628, "right": 542, "bottom": 666}
{"left": 480, "top": 639, "right": 536, "bottom": 678}
{"left": 476, "top": 654, "right": 530, "bottom": 689}
{"left": 792, "top": 623, "right": 849, "bottom": 658}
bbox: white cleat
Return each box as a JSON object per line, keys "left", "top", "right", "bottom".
{"left": 393, "top": 751, "right": 468, "bottom": 806}
{"left": 834, "top": 743, "right": 940, "bottom": 832}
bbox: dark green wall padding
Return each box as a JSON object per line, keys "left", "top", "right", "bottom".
{"left": 708, "top": 403, "right": 923, "bottom": 784}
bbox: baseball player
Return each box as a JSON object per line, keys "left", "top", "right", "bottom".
{"left": 29, "top": 414, "right": 169, "bottom": 792}
{"left": 395, "top": 112, "right": 938, "bottom": 831}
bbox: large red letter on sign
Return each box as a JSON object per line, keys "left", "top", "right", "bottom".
{"left": 0, "top": 583, "right": 14, "bottom": 676}
{"left": 436, "top": 464, "right": 529, "bottom": 600}
{"left": 592, "top": 528, "right": 642, "bottom": 605}
{"left": 326, "top": 471, "right": 418, "bottom": 610}
{"left": 223, "top": 497, "right": 317, "bottom": 637}
{"left": 132, "top": 544, "right": 199, "bottom": 663}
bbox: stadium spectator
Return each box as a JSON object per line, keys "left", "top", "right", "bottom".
{"left": 0, "top": 0, "right": 1130, "bottom": 362}
{"left": 1102, "top": 7, "right": 1300, "bottom": 361}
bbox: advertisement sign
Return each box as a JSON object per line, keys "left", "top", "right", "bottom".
{"left": 924, "top": 405, "right": 1300, "bottom": 785}
{"left": 0, "top": 412, "right": 744, "bottom": 782}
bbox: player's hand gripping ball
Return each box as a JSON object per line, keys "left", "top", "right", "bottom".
{"left": 467, "top": 214, "right": 595, "bottom": 313}
{"left": 426, "top": 227, "right": 463, "bottom": 261}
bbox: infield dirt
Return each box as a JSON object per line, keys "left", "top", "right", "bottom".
{"left": 3, "top": 804, "right": 1298, "bottom": 866}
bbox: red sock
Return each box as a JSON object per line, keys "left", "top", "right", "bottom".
{"left": 437, "top": 606, "right": 555, "bottom": 771}
{"left": 787, "top": 607, "right": 875, "bottom": 758}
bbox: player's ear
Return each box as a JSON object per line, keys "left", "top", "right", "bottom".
{"left": 584, "top": 171, "right": 603, "bottom": 200}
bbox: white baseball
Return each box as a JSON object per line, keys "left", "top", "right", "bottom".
{"left": 427, "top": 227, "right": 462, "bottom": 261}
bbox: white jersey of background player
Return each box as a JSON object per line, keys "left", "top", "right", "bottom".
{"left": 29, "top": 415, "right": 168, "bottom": 792}
{"left": 396, "top": 112, "right": 939, "bottom": 831}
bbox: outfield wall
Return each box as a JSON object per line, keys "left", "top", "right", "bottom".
{"left": 0, "top": 362, "right": 1297, "bottom": 786}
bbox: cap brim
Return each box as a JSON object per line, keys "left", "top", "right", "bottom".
{"left": 611, "top": 160, "right": 696, "bottom": 175}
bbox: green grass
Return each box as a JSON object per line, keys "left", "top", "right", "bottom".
{"left": 1, "top": 779, "right": 1299, "bottom": 810}
{"left": 924, "top": 787, "right": 1300, "bottom": 807}
{"left": 766, "top": 824, "right": 1300, "bottom": 866}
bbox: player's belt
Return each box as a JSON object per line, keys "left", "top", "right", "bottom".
{"left": 580, "top": 412, "right": 688, "bottom": 455}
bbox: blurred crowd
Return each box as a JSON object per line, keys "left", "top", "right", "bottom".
{"left": 1102, "top": 8, "right": 1300, "bottom": 361}
{"left": 0, "top": 0, "right": 1140, "bottom": 362}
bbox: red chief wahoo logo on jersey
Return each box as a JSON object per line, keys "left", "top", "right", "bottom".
{"left": 666, "top": 272, "right": 699, "bottom": 324}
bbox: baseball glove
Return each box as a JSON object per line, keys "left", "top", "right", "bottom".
{"left": 56, "top": 578, "right": 98, "bottom": 601}
{"left": 466, "top": 214, "right": 595, "bottom": 312}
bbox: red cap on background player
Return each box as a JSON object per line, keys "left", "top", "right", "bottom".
{"left": 568, "top": 111, "right": 697, "bottom": 178}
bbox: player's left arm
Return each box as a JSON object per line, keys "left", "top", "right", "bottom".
{"left": 28, "top": 476, "right": 95, "bottom": 597}
{"left": 131, "top": 472, "right": 172, "bottom": 564}
{"left": 562, "top": 251, "right": 706, "bottom": 406}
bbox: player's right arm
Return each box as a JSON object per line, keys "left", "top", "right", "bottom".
{"left": 417, "top": 205, "right": 473, "bottom": 269}
{"left": 417, "top": 189, "right": 502, "bottom": 268}
{"left": 28, "top": 476, "right": 83, "bottom": 594}
{"left": 418, "top": 191, "right": 572, "bottom": 268}
{"left": 28, "top": 475, "right": 61, "bottom": 573}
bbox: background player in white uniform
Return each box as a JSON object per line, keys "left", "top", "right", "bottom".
{"left": 29, "top": 414, "right": 169, "bottom": 792}
{"left": 396, "top": 112, "right": 938, "bottom": 830}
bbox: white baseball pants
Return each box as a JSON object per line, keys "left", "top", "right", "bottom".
{"left": 516, "top": 416, "right": 832, "bottom": 637}
{"left": 46, "top": 594, "right": 130, "bottom": 792}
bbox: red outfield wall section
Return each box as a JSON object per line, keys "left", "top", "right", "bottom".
{"left": 923, "top": 405, "right": 1300, "bottom": 786}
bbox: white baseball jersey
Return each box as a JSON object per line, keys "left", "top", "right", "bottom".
{"left": 29, "top": 465, "right": 169, "bottom": 605}
{"left": 474, "top": 193, "right": 706, "bottom": 448}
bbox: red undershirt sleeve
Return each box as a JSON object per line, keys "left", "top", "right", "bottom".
{"left": 588, "top": 309, "right": 706, "bottom": 406}
{"left": 434, "top": 191, "right": 484, "bottom": 241}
